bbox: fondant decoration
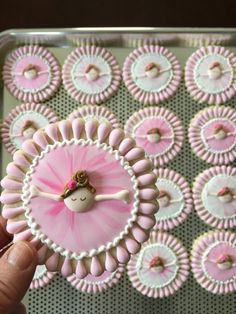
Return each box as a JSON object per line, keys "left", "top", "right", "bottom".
{"left": 3, "top": 45, "right": 61, "bottom": 102}
{"left": 68, "top": 105, "right": 120, "bottom": 128}
{"left": 62, "top": 46, "right": 121, "bottom": 104}
{"left": 122, "top": 34, "right": 177, "bottom": 48}
{"left": 178, "top": 33, "right": 232, "bottom": 48}
{"left": 0, "top": 118, "right": 158, "bottom": 278}
{"left": 123, "top": 45, "right": 181, "bottom": 105}
{"left": 67, "top": 264, "right": 125, "bottom": 293}
{"left": 124, "top": 107, "right": 184, "bottom": 167}
{"left": 188, "top": 106, "right": 236, "bottom": 165}
{"left": 1, "top": 103, "right": 59, "bottom": 155}
{"left": 191, "top": 230, "right": 236, "bottom": 294}
{"left": 127, "top": 231, "right": 189, "bottom": 298}
{"left": 153, "top": 168, "right": 192, "bottom": 230}
{"left": 193, "top": 166, "right": 236, "bottom": 229}
{"left": 30, "top": 265, "right": 56, "bottom": 289}
{"left": 185, "top": 46, "right": 236, "bottom": 105}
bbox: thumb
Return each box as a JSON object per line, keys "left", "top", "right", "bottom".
{"left": 0, "top": 241, "right": 38, "bottom": 314}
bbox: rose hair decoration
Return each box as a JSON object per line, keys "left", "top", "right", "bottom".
{"left": 0, "top": 118, "right": 158, "bottom": 278}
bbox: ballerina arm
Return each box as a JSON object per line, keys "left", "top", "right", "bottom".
{"left": 95, "top": 190, "right": 130, "bottom": 204}
{"left": 30, "top": 185, "right": 62, "bottom": 201}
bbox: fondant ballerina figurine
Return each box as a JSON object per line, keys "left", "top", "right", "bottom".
{"left": 13, "top": 64, "right": 49, "bottom": 79}
{"left": 135, "top": 62, "right": 172, "bottom": 80}
{"left": 76, "top": 64, "right": 111, "bottom": 81}
{"left": 207, "top": 186, "right": 236, "bottom": 203}
{"left": 30, "top": 170, "right": 130, "bottom": 213}
{"left": 12, "top": 120, "right": 39, "bottom": 140}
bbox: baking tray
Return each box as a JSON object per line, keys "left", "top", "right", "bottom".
{"left": 1, "top": 27, "right": 236, "bottom": 314}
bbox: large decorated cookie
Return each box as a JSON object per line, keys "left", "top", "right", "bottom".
{"left": 124, "top": 107, "right": 184, "bottom": 167}
{"left": 3, "top": 46, "right": 61, "bottom": 102}
{"left": 189, "top": 106, "right": 236, "bottom": 165}
{"left": 0, "top": 119, "right": 158, "bottom": 278}
{"left": 62, "top": 46, "right": 121, "bottom": 104}
{"left": 193, "top": 166, "right": 236, "bottom": 229}
{"left": 122, "top": 34, "right": 177, "bottom": 48}
{"left": 68, "top": 105, "right": 120, "bottom": 128}
{"left": 191, "top": 230, "right": 236, "bottom": 294}
{"left": 185, "top": 46, "right": 236, "bottom": 105}
{"left": 123, "top": 45, "right": 182, "bottom": 105}
{"left": 153, "top": 168, "right": 192, "bottom": 230}
{"left": 1, "top": 103, "right": 59, "bottom": 155}
{"left": 30, "top": 265, "right": 56, "bottom": 290}
{"left": 127, "top": 231, "right": 189, "bottom": 298}
{"left": 67, "top": 264, "right": 125, "bottom": 293}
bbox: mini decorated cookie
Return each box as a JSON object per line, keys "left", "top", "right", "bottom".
{"left": 1, "top": 103, "right": 59, "bottom": 155}
{"left": 124, "top": 107, "right": 184, "bottom": 167}
{"left": 123, "top": 45, "right": 182, "bottom": 105}
{"left": 30, "top": 265, "right": 56, "bottom": 289}
{"left": 62, "top": 46, "right": 121, "bottom": 105}
{"left": 191, "top": 230, "right": 236, "bottom": 294}
{"left": 185, "top": 46, "right": 236, "bottom": 105}
{"left": 153, "top": 168, "right": 192, "bottom": 230}
{"left": 122, "top": 34, "right": 177, "bottom": 48}
{"left": 0, "top": 119, "right": 158, "bottom": 278}
{"left": 68, "top": 105, "right": 120, "bottom": 128}
{"left": 188, "top": 106, "right": 236, "bottom": 165}
{"left": 192, "top": 166, "right": 236, "bottom": 229}
{"left": 178, "top": 33, "right": 232, "bottom": 48}
{"left": 3, "top": 46, "right": 61, "bottom": 102}
{"left": 67, "top": 264, "right": 125, "bottom": 293}
{"left": 127, "top": 231, "right": 189, "bottom": 298}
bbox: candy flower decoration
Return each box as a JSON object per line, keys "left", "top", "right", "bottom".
{"left": 0, "top": 118, "right": 158, "bottom": 278}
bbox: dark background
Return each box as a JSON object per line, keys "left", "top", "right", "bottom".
{"left": 0, "top": 0, "right": 236, "bottom": 32}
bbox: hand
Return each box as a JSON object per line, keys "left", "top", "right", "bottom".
{"left": 0, "top": 216, "right": 38, "bottom": 314}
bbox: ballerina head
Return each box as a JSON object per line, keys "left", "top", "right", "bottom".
{"left": 149, "top": 256, "right": 164, "bottom": 273}
{"left": 23, "top": 64, "right": 39, "bottom": 79}
{"left": 208, "top": 62, "right": 222, "bottom": 80}
{"left": 158, "top": 190, "right": 171, "bottom": 208}
{"left": 21, "top": 120, "right": 38, "bottom": 139}
{"left": 85, "top": 64, "right": 100, "bottom": 81}
{"left": 216, "top": 254, "right": 233, "bottom": 270}
{"left": 213, "top": 124, "right": 227, "bottom": 140}
{"left": 217, "top": 187, "right": 233, "bottom": 203}
{"left": 147, "top": 128, "right": 162, "bottom": 143}
{"left": 145, "top": 62, "right": 160, "bottom": 78}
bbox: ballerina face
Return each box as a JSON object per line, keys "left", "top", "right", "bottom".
{"left": 22, "top": 126, "right": 37, "bottom": 139}
{"left": 23, "top": 65, "right": 38, "bottom": 79}
{"left": 214, "top": 126, "right": 227, "bottom": 140}
{"left": 207, "top": 62, "right": 222, "bottom": 80}
{"left": 64, "top": 187, "right": 95, "bottom": 212}
{"left": 85, "top": 65, "right": 99, "bottom": 81}
{"left": 216, "top": 254, "right": 233, "bottom": 270}
{"left": 217, "top": 187, "right": 233, "bottom": 203}
{"left": 149, "top": 256, "right": 164, "bottom": 273}
{"left": 158, "top": 191, "right": 171, "bottom": 208}
{"left": 147, "top": 128, "right": 161, "bottom": 143}
{"left": 145, "top": 63, "right": 160, "bottom": 78}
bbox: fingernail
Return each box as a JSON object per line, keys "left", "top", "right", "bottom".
{"left": 7, "top": 242, "right": 34, "bottom": 270}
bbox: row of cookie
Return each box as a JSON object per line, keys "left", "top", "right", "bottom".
{"left": 31, "top": 230, "right": 236, "bottom": 296}
{"left": 3, "top": 44, "right": 236, "bottom": 106}
{"left": 3, "top": 103, "right": 236, "bottom": 167}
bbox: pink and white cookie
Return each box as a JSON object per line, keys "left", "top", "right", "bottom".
{"left": 67, "top": 264, "right": 125, "bottom": 293}
{"left": 62, "top": 46, "right": 121, "bottom": 105}
{"left": 122, "top": 34, "right": 177, "bottom": 48}
{"left": 153, "top": 168, "right": 193, "bottom": 230}
{"left": 178, "top": 33, "right": 232, "bottom": 48}
{"left": 3, "top": 45, "right": 61, "bottom": 102}
{"left": 127, "top": 231, "right": 189, "bottom": 298}
{"left": 185, "top": 46, "right": 236, "bottom": 105}
{"left": 188, "top": 106, "right": 236, "bottom": 165}
{"left": 1, "top": 103, "right": 59, "bottom": 155}
{"left": 0, "top": 118, "right": 158, "bottom": 278}
{"left": 123, "top": 45, "right": 182, "bottom": 105}
{"left": 193, "top": 166, "right": 236, "bottom": 229}
{"left": 191, "top": 230, "right": 236, "bottom": 294}
{"left": 124, "top": 107, "right": 184, "bottom": 167}
{"left": 30, "top": 265, "right": 56, "bottom": 290}
{"left": 68, "top": 105, "right": 120, "bottom": 128}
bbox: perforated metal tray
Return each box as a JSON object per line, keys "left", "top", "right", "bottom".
{"left": 1, "top": 28, "right": 236, "bottom": 314}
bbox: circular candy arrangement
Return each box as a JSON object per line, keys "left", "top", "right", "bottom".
{"left": 3, "top": 45, "right": 61, "bottom": 102}
{"left": 185, "top": 46, "right": 236, "bottom": 105}
{"left": 67, "top": 264, "right": 125, "bottom": 293}
{"left": 189, "top": 106, "right": 236, "bottom": 165}
{"left": 191, "top": 230, "right": 236, "bottom": 294}
{"left": 153, "top": 168, "right": 193, "bottom": 230}
{"left": 123, "top": 45, "right": 182, "bottom": 105}
{"left": 1, "top": 103, "right": 59, "bottom": 155}
{"left": 0, "top": 118, "right": 158, "bottom": 278}
{"left": 30, "top": 265, "right": 56, "bottom": 290}
{"left": 62, "top": 46, "right": 122, "bottom": 104}
{"left": 192, "top": 166, "right": 236, "bottom": 229}
{"left": 127, "top": 231, "right": 189, "bottom": 298}
{"left": 68, "top": 105, "right": 120, "bottom": 128}
{"left": 124, "top": 107, "right": 184, "bottom": 167}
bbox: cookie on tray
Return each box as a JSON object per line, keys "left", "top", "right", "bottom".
{"left": 62, "top": 46, "right": 121, "bottom": 105}
{"left": 127, "top": 231, "right": 189, "bottom": 298}
{"left": 192, "top": 166, "right": 236, "bottom": 229}
{"left": 188, "top": 106, "right": 236, "bottom": 165}
{"left": 124, "top": 107, "right": 184, "bottom": 167}
{"left": 123, "top": 45, "right": 182, "bottom": 105}
{"left": 191, "top": 230, "right": 236, "bottom": 294}
{"left": 185, "top": 46, "right": 236, "bottom": 105}
{"left": 178, "top": 33, "right": 232, "bottom": 48}
{"left": 0, "top": 118, "right": 158, "bottom": 278}
{"left": 1, "top": 103, "right": 59, "bottom": 155}
{"left": 122, "top": 34, "right": 177, "bottom": 48}
{"left": 3, "top": 45, "right": 61, "bottom": 102}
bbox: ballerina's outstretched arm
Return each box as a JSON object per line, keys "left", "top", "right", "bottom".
{"left": 30, "top": 185, "right": 62, "bottom": 201}
{"left": 95, "top": 190, "right": 130, "bottom": 204}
